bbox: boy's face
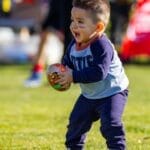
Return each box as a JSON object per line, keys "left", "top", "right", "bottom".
{"left": 70, "top": 7, "right": 99, "bottom": 44}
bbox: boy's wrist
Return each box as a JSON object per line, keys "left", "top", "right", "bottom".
{"left": 68, "top": 69, "right": 74, "bottom": 83}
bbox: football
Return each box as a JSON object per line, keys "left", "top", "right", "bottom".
{"left": 46, "top": 63, "right": 70, "bottom": 91}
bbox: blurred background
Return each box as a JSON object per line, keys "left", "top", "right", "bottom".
{"left": 0, "top": 0, "right": 63, "bottom": 65}
{"left": 0, "top": 0, "right": 150, "bottom": 65}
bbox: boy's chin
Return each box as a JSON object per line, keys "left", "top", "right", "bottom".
{"left": 76, "top": 39, "right": 86, "bottom": 44}
{"left": 75, "top": 39, "right": 81, "bottom": 43}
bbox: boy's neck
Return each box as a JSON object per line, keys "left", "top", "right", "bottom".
{"left": 76, "top": 33, "right": 102, "bottom": 50}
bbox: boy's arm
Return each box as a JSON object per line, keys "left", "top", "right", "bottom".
{"left": 61, "top": 40, "right": 74, "bottom": 69}
{"left": 72, "top": 40, "right": 114, "bottom": 83}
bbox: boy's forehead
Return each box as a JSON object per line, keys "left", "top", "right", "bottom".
{"left": 72, "top": 7, "right": 85, "bottom": 12}
{"left": 71, "top": 7, "right": 90, "bottom": 16}
{"left": 71, "top": 7, "right": 97, "bottom": 23}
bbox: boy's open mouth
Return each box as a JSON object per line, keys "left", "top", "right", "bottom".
{"left": 74, "top": 31, "right": 80, "bottom": 38}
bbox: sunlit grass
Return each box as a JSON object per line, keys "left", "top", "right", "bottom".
{"left": 0, "top": 64, "right": 150, "bottom": 149}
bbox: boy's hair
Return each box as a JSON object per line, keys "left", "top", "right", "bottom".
{"left": 72, "top": 0, "right": 110, "bottom": 26}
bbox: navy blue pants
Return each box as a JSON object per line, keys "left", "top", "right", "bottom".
{"left": 65, "top": 90, "right": 128, "bottom": 150}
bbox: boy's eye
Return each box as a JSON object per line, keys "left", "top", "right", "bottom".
{"left": 71, "top": 19, "right": 74, "bottom": 22}
{"left": 78, "top": 20, "right": 84, "bottom": 24}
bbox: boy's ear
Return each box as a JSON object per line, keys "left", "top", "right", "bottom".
{"left": 96, "top": 22, "right": 105, "bottom": 32}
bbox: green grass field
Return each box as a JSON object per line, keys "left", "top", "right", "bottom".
{"left": 0, "top": 64, "right": 150, "bottom": 149}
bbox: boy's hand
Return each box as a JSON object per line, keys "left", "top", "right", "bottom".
{"left": 55, "top": 67, "right": 73, "bottom": 88}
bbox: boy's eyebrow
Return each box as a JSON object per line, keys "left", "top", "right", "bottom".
{"left": 74, "top": 17, "right": 84, "bottom": 20}
{"left": 77, "top": 17, "right": 84, "bottom": 20}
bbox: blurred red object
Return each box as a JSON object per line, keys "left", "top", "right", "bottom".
{"left": 21, "top": 0, "right": 35, "bottom": 4}
{"left": 120, "top": 0, "right": 150, "bottom": 62}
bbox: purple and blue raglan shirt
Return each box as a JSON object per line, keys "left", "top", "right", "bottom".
{"left": 62, "top": 34, "right": 129, "bottom": 99}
